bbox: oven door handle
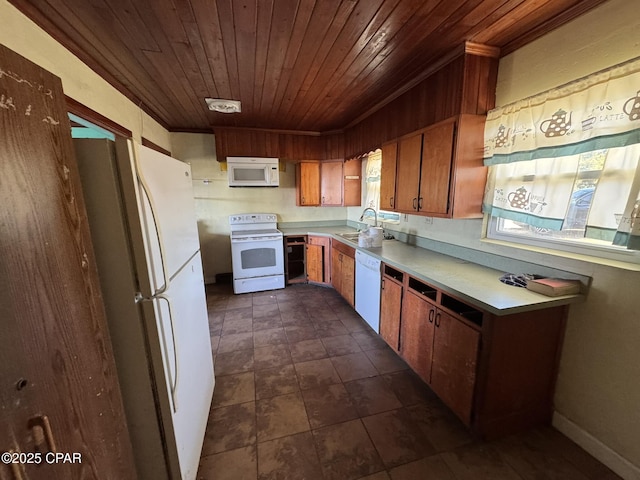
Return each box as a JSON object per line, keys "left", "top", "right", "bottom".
{"left": 231, "top": 236, "right": 283, "bottom": 242}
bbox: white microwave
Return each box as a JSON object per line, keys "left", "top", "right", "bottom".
{"left": 227, "top": 157, "right": 279, "bottom": 187}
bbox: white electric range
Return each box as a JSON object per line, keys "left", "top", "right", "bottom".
{"left": 229, "top": 213, "right": 284, "bottom": 294}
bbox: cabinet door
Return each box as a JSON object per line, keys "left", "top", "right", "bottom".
{"left": 307, "top": 236, "right": 331, "bottom": 284}
{"left": 400, "top": 290, "right": 436, "bottom": 383}
{"left": 331, "top": 248, "right": 342, "bottom": 294}
{"left": 321, "top": 160, "right": 343, "bottom": 205}
{"left": 419, "top": 119, "right": 455, "bottom": 215}
{"left": 297, "top": 161, "right": 320, "bottom": 206}
{"left": 0, "top": 44, "right": 135, "bottom": 479}
{"left": 343, "top": 158, "right": 362, "bottom": 206}
{"left": 380, "top": 142, "right": 398, "bottom": 210}
{"left": 395, "top": 133, "right": 422, "bottom": 212}
{"left": 342, "top": 253, "right": 355, "bottom": 307}
{"left": 380, "top": 275, "right": 403, "bottom": 351}
{"left": 306, "top": 243, "right": 324, "bottom": 283}
{"left": 430, "top": 310, "right": 480, "bottom": 425}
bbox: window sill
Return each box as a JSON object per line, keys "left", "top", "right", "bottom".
{"left": 480, "top": 236, "right": 640, "bottom": 272}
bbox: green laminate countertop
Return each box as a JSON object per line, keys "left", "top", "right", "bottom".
{"left": 280, "top": 226, "right": 586, "bottom": 316}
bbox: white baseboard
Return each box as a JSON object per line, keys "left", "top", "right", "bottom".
{"left": 553, "top": 412, "right": 640, "bottom": 480}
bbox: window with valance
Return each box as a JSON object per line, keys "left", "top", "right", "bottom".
{"left": 483, "top": 57, "right": 640, "bottom": 261}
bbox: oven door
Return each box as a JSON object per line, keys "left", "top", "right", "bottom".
{"left": 231, "top": 235, "right": 284, "bottom": 279}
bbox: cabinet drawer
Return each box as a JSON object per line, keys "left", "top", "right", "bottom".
{"left": 407, "top": 276, "right": 437, "bottom": 301}
{"left": 383, "top": 264, "right": 404, "bottom": 282}
{"left": 332, "top": 238, "right": 355, "bottom": 257}
{"left": 286, "top": 235, "right": 307, "bottom": 245}
{"left": 307, "top": 235, "right": 329, "bottom": 246}
{"left": 440, "top": 293, "right": 483, "bottom": 328}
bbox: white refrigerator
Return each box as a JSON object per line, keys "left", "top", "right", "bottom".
{"left": 74, "top": 139, "right": 214, "bottom": 480}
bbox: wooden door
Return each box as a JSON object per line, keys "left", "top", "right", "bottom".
{"left": 320, "top": 160, "right": 343, "bottom": 205}
{"left": 400, "top": 290, "right": 436, "bottom": 384}
{"left": 0, "top": 45, "right": 136, "bottom": 479}
{"left": 395, "top": 133, "right": 422, "bottom": 212}
{"left": 380, "top": 275, "right": 403, "bottom": 352}
{"left": 380, "top": 141, "right": 398, "bottom": 210}
{"left": 419, "top": 119, "right": 455, "bottom": 215}
{"left": 297, "top": 161, "right": 320, "bottom": 206}
{"left": 342, "top": 253, "right": 355, "bottom": 307}
{"left": 430, "top": 310, "right": 480, "bottom": 425}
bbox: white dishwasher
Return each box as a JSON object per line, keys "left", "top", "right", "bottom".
{"left": 355, "top": 249, "right": 382, "bottom": 333}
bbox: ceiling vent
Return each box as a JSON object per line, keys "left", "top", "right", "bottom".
{"left": 205, "top": 98, "right": 241, "bottom": 113}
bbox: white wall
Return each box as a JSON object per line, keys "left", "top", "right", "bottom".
{"left": 347, "top": 1, "right": 640, "bottom": 476}
{"left": 170, "top": 133, "right": 347, "bottom": 283}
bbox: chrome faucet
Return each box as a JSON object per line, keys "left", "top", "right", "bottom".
{"left": 359, "top": 207, "right": 378, "bottom": 228}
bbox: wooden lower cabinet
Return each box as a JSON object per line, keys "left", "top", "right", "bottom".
{"left": 307, "top": 235, "right": 331, "bottom": 284}
{"left": 380, "top": 269, "right": 403, "bottom": 352}
{"left": 284, "top": 235, "right": 307, "bottom": 284}
{"left": 400, "top": 289, "right": 436, "bottom": 384}
{"left": 331, "top": 239, "right": 355, "bottom": 307}
{"left": 387, "top": 270, "right": 566, "bottom": 438}
{"left": 429, "top": 309, "right": 480, "bottom": 426}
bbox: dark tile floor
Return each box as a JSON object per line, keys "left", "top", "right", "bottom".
{"left": 198, "top": 283, "right": 620, "bottom": 480}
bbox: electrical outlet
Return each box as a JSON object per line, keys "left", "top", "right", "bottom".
{"left": 425, "top": 216, "right": 433, "bottom": 225}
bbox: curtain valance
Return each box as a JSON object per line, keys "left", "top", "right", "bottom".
{"left": 484, "top": 57, "right": 640, "bottom": 166}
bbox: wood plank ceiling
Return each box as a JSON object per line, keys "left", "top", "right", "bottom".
{"left": 10, "top": 0, "right": 608, "bottom": 133}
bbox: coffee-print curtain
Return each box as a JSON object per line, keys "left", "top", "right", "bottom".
{"left": 483, "top": 56, "right": 640, "bottom": 250}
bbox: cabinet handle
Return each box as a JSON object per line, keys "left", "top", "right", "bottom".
{"left": 302, "top": 196, "right": 305, "bottom": 204}
{"left": 389, "top": 196, "right": 394, "bottom": 208}
{"left": 29, "top": 415, "right": 57, "bottom": 453}
{"left": 322, "top": 196, "right": 325, "bottom": 204}
{"left": 8, "top": 450, "right": 25, "bottom": 480}
{"left": 412, "top": 197, "right": 417, "bottom": 210}
{"left": 418, "top": 197, "right": 423, "bottom": 210}
{"left": 381, "top": 278, "right": 385, "bottom": 290}
{"left": 435, "top": 312, "right": 441, "bottom": 328}
{"left": 428, "top": 309, "right": 434, "bottom": 323}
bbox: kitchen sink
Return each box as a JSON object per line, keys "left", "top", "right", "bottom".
{"left": 337, "top": 232, "right": 360, "bottom": 241}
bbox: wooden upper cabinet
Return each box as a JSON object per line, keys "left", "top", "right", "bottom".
{"left": 448, "top": 114, "right": 488, "bottom": 218}
{"left": 419, "top": 118, "right": 455, "bottom": 215}
{"left": 297, "top": 158, "right": 361, "bottom": 207}
{"left": 380, "top": 142, "right": 397, "bottom": 211}
{"left": 296, "top": 161, "right": 321, "bottom": 206}
{"left": 343, "top": 158, "right": 362, "bottom": 206}
{"left": 395, "top": 133, "right": 423, "bottom": 212}
{"left": 391, "top": 114, "right": 486, "bottom": 218}
{"left": 320, "top": 160, "right": 343, "bottom": 206}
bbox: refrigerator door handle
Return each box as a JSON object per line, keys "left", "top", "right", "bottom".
{"left": 155, "top": 294, "right": 179, "bottom": 413}
{"left": 135, "top": 155, "right": 171, "bottom": 295}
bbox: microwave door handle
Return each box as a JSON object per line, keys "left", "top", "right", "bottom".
{"left": 134, "top": 153, "right": 171, "bottom": 295}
